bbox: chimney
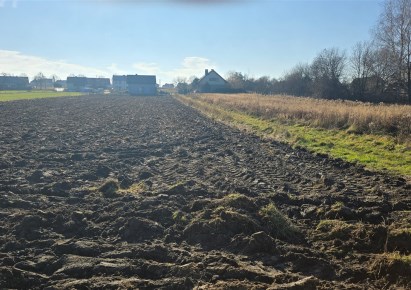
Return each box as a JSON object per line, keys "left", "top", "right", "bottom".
{"left": 205, "top": 69, "right": 209, "bottom": 75}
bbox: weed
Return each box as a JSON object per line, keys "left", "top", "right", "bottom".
{"left": 371, "top": 252, "right": 411, "bottom": 279}
{"left": 172, "top": 210, "right": 188, "bottom": 224}
{"left": 168, "top": 180, "right": 187, "bottom": 191}
{"left": 316, "top": 219, "right": 354, "bottom": 240}
{"left": 331, "top": 201, "right": 345, "bottom": 211}
{"left": 221, "top": 193, "right": 256, "bottom": 211}
{"left": 98, "top": 179, "right": 119, "bottom": 198}
{"left": 118, "top": 182, "right": 146, "bottom": 196}
{"left": 259, "top": 203, "right": 300, "bottom": 240}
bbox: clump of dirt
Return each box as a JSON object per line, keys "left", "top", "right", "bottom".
{"left": 0, "top": 95, "right": 410, "bottom": 289}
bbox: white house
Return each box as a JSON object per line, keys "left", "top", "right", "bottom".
{"left": 30, "top": 78, "right": 54, "bottom": 90}
{"left": 197, "top": 69, "right": 228, "bottom": 93}
{"left": 126, "top": 75, "right": 157, "bottom": 96}
{"left": 112, "top": 75, "right": 127, "bottom": 92}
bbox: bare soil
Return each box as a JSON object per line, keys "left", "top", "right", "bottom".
{"left": 0, "top": 95, "right": 410, "bottom": 289}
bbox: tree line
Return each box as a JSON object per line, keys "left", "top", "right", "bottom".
{"left": 180, "top": 0, "right": 410, "bottom": 104}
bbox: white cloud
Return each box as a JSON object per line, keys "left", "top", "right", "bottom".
{"left": 132, "top": 62, "right": 160, "bottom": 75}
{"left": 0, "top": 50, "right": 109, "bottom": 80}
{"left": 0, "top": 0, "right": 18, "bottom": 8}
{"left": 133, "top": 56, "right": 217, "bottom": 83}
{"left": 0, "top": 50, "right": 217, "bottom": 83}
{"left": 106, "top": 63, "right": 128, "bottom": 75}
{"left": 172, "top": 56, "right": 214, "bottom": 78}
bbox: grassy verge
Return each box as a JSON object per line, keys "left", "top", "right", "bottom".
{"left": 177, "top": 94, "right": 411, "bottom": 178}
{"left": 0, "top": 90, "right": 84, "bottom": 101}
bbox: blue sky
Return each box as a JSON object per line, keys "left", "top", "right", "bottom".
{"left": 0, "top": 0, "right": 382, "bottom": 83}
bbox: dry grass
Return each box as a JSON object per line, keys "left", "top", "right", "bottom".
{"left": 194, "top": 93, "right": 411, "bottom": 143}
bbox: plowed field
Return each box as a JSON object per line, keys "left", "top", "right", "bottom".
{"left": 0, "top": 95, "right": 410, "bottom": 289}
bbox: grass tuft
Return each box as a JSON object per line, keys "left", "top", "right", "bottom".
{"left": 259, "top": 203, "right": 300, "bottom": 240}
{"left": 118, "top": 182, "right": 147, "bottom": 196}
{"left": 98, "top": 179, "right": 119, "bottom": 198}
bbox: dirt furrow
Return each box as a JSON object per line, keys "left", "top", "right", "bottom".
{"left": 0, "top": 95, "right": 410, "bottom": 289}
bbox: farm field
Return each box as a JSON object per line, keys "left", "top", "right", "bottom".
{"left": 0, "top": 95, "right": 410, "bottom": 289}
{"left": 0, "top": 90, "right": 84, "bottom": 101}
{"left": 179, "top": 94, "right": 411, "bottom": 177}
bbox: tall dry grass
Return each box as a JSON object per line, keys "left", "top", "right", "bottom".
{"left": 194, "top": 93, "right": 411, "bottom": 142}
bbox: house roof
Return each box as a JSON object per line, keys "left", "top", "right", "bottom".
{"left": 113, "top": 75, "right": 127, "bottom": 81}
{"left": 198, "top": 69, "right": 228, "bottom": 84}
{"left": 127, "top": 75, "right": 156, "bottom": 85}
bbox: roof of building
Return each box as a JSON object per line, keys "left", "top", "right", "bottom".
{"left": 198, "top": 69, "right": 228, "bottom": 84}
{"left": 126, "top": 75, "right": 156, "bottom": 85}
{"left": 113, "top": 75, "right": 127, "bottom": 81}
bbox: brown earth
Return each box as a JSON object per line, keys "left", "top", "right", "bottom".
{"left": 0, "top": 95, "right": 410, "bottom": 289}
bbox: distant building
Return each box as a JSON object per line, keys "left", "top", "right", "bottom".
{"left": 67, "top": 77, "right": 111, "bottom": 92}
{"left": 0, "top": 76, "right": 29, "bottom": 90}
{"left": 30, "top": 78, "right": 54, "bottom": 90}
{"left": 198, "top": 69, "right": 228, "bottom": 93}
{"left": 126, "top": 75, "right": 157, "bottom": 95}
{"left": 54, "top": 80, "right": 67, "bottom": 89}
{"left": 87, "top": 78, "right": 111, "bottom": 91}
{"left": 67, "top": 77, "right": 87, "bottom": 91}
{"left": 162, "top": 83, "right": 174, "bottom": 89}
{"left": 112, "top": 75, "right": 127, "bottom": 92}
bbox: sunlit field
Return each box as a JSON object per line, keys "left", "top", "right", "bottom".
{"left": 0, "top": 90, "right": 84, "bottom": 102}
{"left": 179, "top": 94, "right": 411, "bottom": 177}
{"left": 195, "top": 93, "right": 411, "bottom": 142}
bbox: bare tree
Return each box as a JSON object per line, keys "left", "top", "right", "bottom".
{"left": 350, "top": 41, "right": 373, "bottom": 80}
{"left": 254, "top": 76, "right": 273, "bottom": 95}
{"left": 173, "top": 77, "right": 187, "bottom": 87}
{"left": 174, "top": 77, "right": 189, "bottom": 94}
{"left": 281, "top": 63, "right": 312, "bottom": 96}
{"left": 350, "top": 41, "right": 374, "bottom": 100}
{"left": 374, "top": 0, "right": 411, "bottom": 102}
{"left": 310, "top": 48, "right": 348, "bottom": 99}
{"left": 34, "top": 72, "right": 45, "bottom": 80}
{"left": 51, "top": 74, "right": 60, "bottom": 83}
{"left": 226, "top": 71, "right": 248, "bottom": 91}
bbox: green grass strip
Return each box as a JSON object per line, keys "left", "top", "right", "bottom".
{"left": 178, "top": 95, "right": 411, "bottom": 178}
{"left": 0, "top": 90, "right": 84, "bottom": 102}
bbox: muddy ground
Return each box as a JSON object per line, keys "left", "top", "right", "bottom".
{"left": 0, "top": 95, "right": 410, "bottom": 289}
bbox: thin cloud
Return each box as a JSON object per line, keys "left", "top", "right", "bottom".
{"left": 107, "top": 63, "right": 128, "bottom": 75}
{"left": 0, "top": 50, "right": 216, "bottom": 82}
{"left": 132, "top": 62, "right": 160, "bottom": 75}
{"left": 0, "top": 50, "right": 109, "bottom": 80}
{"left": 98, "top": 0, "right": 242, "bottom": 4}
{"left": 132, "top": 56, "right": 217, "bottom": 82}
{"left": 0, "top": 0, "right": 18, "bottom": 8}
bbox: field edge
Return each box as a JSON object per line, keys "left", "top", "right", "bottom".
{"left": 176, "top": 94, "right": 411, "bottom": 179}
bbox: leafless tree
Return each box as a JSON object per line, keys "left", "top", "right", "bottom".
{"left": 281, "top": 63, "right": 312, "bottom": 96}
{"left": 310, "top": 48, "right": 348, "bottom": 99}
{"left": 34, "top": 72, "right": 45, "bottom": 80}
{"left": 350, "top": 41, "right": 374, "bottom": 100}
{"left": 173, "top": 77, "right": 187, "bottom": 86}
{"left": 51, "top": 74, "right": 60, "bottom": 83}
{"left": 374, "top": 0, "right": 411, "bottom": 102}
{"left": 226, "top": 71, "right": 248, "bottom": 91}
